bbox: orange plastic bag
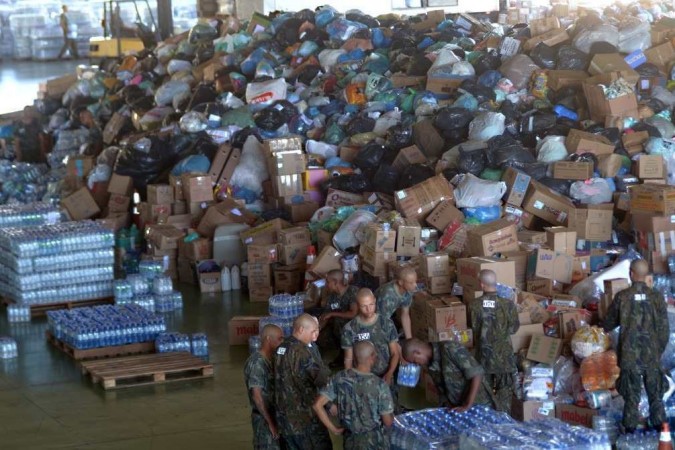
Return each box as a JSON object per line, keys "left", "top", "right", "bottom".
{"left": 579, "top": 350, "right": 620, "bottom": 391}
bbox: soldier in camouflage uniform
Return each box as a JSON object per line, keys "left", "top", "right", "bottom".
{"left": 244, "top": 324, "right": 284, "bottom": 450}
{"left": 313, "top": 341, "right": 395, "bottom": 450}
{"left": 374, "top": 267, "right": 417, "bottom": 339}
{"left": 274, "top": 314, "right": 333, "bottom": 449}
{"left": 401, "top": 337, "right": 494, "bottom": 412}
{"left": 317, "top": 269, "right": 359, "bottom": 367}
{"left": 469, "top": 270, "right": 519, "bottom": 414}
{"left": 603, "top": 259, "right": 670, "bottom": 432}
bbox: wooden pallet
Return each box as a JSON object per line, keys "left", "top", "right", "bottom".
{"left": 45, "top": 331, "right": 155, "bottom": 361}
{"left": 80, "top": 352, "right": 214, "bottom": 390}
{"left": 1, "top": 297, "right": 115, "bottom": 318}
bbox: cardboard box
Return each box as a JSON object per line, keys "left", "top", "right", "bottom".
{"left": 600, "top": 278, "right": 631, "bottom": 319}
{"left": 597, "top": 154, "right": 624, "bottom": 178}
{"left": 279, "top": 243, "right": 308, "bottom": 266}
{"left": 177, "top": 257, "right": 197, "bottom": 285}
{"left": 523, "top": 28, "right": 569, "bottom": 51}
{"left": 181, "top": 174, "right": 213, "bottom": 203}
{"left": 146, "top": 224, "right": 186, "bottom": 251}
{"left": 526, "top": 334, "right": 563, "bottom": 365}
{"left": 394, "top": 175, "right": 454, "bottom": 220}
{"left": 547, "top": 70, "right": 588, "bottom": 90}
{"left": 249, "top": 263, "right": 273, "bottom": 288}
{"left": 518, "top": 230, "right": 547, "bottom": 245}
{"left": 552, "top": 161, "right": 593, "bottom": 180}
{"left": 228, "top": 316, "right": 263, "bottom": 345}
{"left": 267, "top": 149, "right": 305, "bottom": 176}
{"left": 390, "top": 73, "right": 427, "bottom": 90}
{"left": 278, "top": 227, "right": 311, "bottom": 246}
{"left": 262, "top": 136, "right": 303, "bottom": 154}
{"left": 250, "top": 286, "right": 274, "bottom": 303}
{"left": 558, "top": 308, "right": 592, "bottom": 340}
{"left": 66, "top": 155, "right": 95, "bottom": 178}
{"left": 359, "top": 245, "right": 397, "bottom": 277}
{"left": 179, "top": 238, "right": 212, "bottom": 261}
{"left": 108, "top": 194, "right": 131, "bottom": 213}
{"left": 325, "top": 189, "right": 364, "bottom": 207}
{"left": 363, "top": 223, "right": 397, "bottom": 253}
{"left": 456, "top": 257, "right": 516, "bottom": 291}
{"left": 285, "top": 201, "right": 319, "bottom": 223}
{"left": 173, "top": 201, "right": 187, "bottom": 215}
{"left": 420, "top": 253, "right": 451, "bottom": 278}
{"left": 147, "top": 184, "right": 174, "bottom": 205}
{"left": 510, "top": 323, "right": 545, "bottom": 352}
{"left": 530, "top": 16, "right": 560, "bottom": 36}
{"left": 502, "top": 167, "right": 531, "bottom": 207}
{"left": 62, "top": 187, "right": 101, "bottom": 220}
{"left": 622, "top": 131, "right": 650, "bottom": 155}
{"left": 565, "top": 129, "right": 615, "bottom": 156}
{"left": 310, "top": 245, "right": 342, "bottom": 277}
{"left": 240, "top": 218, "right": 291, "bottom": 246}
{"left": 196, "top": 199, "right": 256, "bottom": 238}
{"left": 630, "top": 184, "right": 675, "bottom": 215}
{"left": 511, "top": 399, "right": 556, "bottom": 422}
{"left": 526, "top": 278, "right": 563, "bottom": 297}
{"left": 169, "top": 174, "right": 184, "bottom": 201}
{"left": 209, "top": 144, "right": 241, "bottom": 186}
{"left": 582, "top": 73, "right": 639, "bottom": 123}
{"left": 274, "top": 266, "right": 303, "bottom": 294}
{"left": 40, "top": 73, "right": 77, "bottom": 98}
{"left": 588, "top": 54, "right": 640, "bottom": 84}
{"left": 139, "top": 202, "right": 172, "bottom": 225}
{"left": 651, "top": 19, "right": 675, "bottom": 45}
{"left": 425, "top": 76, "right": 465, "bottom": 96}
{"left": 523, "top": 180, "right": 576, "bottom": 226}
{"left": 424, "top": 276, "right": 453, "bottom": 295}
{"left": 96, "top": 212, "right": 131, "bottom": 232}
{"left": 432, "top": 328, "right": 473, "bottom": 348}
{"left": 555, "top": 404, "right": 599, "bottom": 428}
{"left": 501, "top": 250, "right": 530, "bottom": 290}
{"left": 392, "top": 145, "right": 427, "bottom": 171}
{"left": 198, "top": 271, "right": 221, "bottom": 294}
{"left": 530, "top": 249, "right": 574, "bottom": 283}
{"left": 466, "top": 218, "right": 519, "bottom": 257}
{"left": 645, "top": 41, "right": 675, "bottom": 69}
{"left": 546, "top": 227, "right": 577, "bottom": 255}
{"left": 425, "top": 200, "right": 464, "bottom": 231}
{"left": 571, "top": 204, "right": 614, "bottom": 241}
{"left": 271, "top": 174, "right": 303, "bottom": 198}
{"left": 395, "top": 219, "right": 422, "bottom": 257}
{"left": 426, "top": 297, "right": 466, "bottom": 333}
{"left": 636, "top": 154, "right": 665, "bottom": 179}
{"left": 107, "top": 173, "right": 134, "bottom": 196}
{"left": 247, "top": 244, "right": 279, "bottom": 265}
{"left": 317, "top": 229, "right": 334, "bottom": 253}
{"left": 632, "top": 212, "right": 675, "bottom": 234}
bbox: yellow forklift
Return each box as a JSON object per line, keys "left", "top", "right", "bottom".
{"left": 89, "top": 0, "right": 159, "bottom": 60}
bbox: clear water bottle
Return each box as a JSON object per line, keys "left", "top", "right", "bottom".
{"left": 0, "top": 337, "right": 18, "bottom": 359}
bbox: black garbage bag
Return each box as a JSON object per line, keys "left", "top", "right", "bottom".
{"left": 294, "top": 8, "right": 315, "bottom": 23}
{"left": 589, "top": 41, "right": 618, "bottom": 55}
{"left": 645, "top": 98, "right": 668, "bottom": 114}
{"left": 636, "top": 63, "right": 661, "bottom": 77}
{"left": 275, "top": 18, "right": 303, "bottom": 48}
{"left": 631, "top": 122, "right": 662, "bottom": 138}
{"left": 345, "top": 115, "right": 376, "bottom": 135}
{"left": 346, "top": 12, "right": 379, "bottom": 28}
{"left": 271, "top": 100, "right": 298, "bottom": 123}
{"left": 322, "top": 173, "right": 372, "bottom": 194}
{"left": 546, "top": 124, "right": 573, "bottom": 137}
{"left": 457, "top": 146, "right": 486, "bottom": 176}
{"left": 187, "top": 84, "right": 218, "bottom": 111}
{"left": 372, "top": 163, "right": 400, "bottom": 194}
{"left": 261, "top": 209, "right": 291, "bottom": 222}
{"left": 570, "top": 152, "right": 599, "bottom": 171}
{"left": 36, "top": 97, "right": 62, "bottom": 117}
{"left": 192, "top": 102, "right": 227, "bottom": 120}
{"left": 539, "top": 177, "right": 572, "bottom": 197}
{"left": 254, "top": 107, "right": 285, "bottom": 132}
{"left": 398, "top": 164, "right": 435, "bottom": 190}
{"left": 350, "top": 270, "right": 381, "bottom": 291}
{"left": 442, "top": 167, "right": 460, "bottom": 182}
{"left": 390, "top": 29, "right": 417, "bottom": 50}
{"left": 486, "top": 135, "right": 535, "bottom": 169}
{"left": 231, "top": 127, "right": 262, "bottom": 149}
{"left": 473, "top": 50, "right": 501, "bottom": 76}
{"left": 500, "top": 100, "right": 521, "bottom": 136}
{"left": 354, "top": 143, "right": 387, "bottom": 177}
{"left": 434, "top": 107, "right": 473, "bottom": 137}
{"left": 530, "top": 43, "right": 557, "bottom": 70}
{"left": 386, "top": 124, "right": 413, "bottom": 150}
{"left": 520, "top": 113, "right": 557, "bottom": 134}
{"left": 504, "top": 161, "right": 548, "bottom": 180}
{"left": 599, "top": 127, "right": 621, "bottom": 146}
{"left": 194, "top": 45, "right": 215, "bottom": 66}
{"left": 459, "top": 79, "right": 496, "bottom": 103}
{"left": 295, "top": 64, "right": 322, "bottom": 85}
{"left": 556, "top": 46, "right": 588, "bottom": 70}
{"left": 406, "top": 53, "right": 433, "bottom": 76}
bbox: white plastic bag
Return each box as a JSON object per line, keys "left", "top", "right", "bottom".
{"left": 454, "top": 173, "right": 507, "bottom": 208}
{"left": 332, "top": 210, "right": 377, "bottom": 252}
{"left": 245, "top": 78, "right": 287, "bottom": 110}
{"left": 573, "top": 24, "right": 619, "bottom": 53}
{"left": 154, "top": 80, "right": 190, "bottom": 106}
{"left": 537, "top": 136, "right": 568, "bottom": 162}
{"left": 230, "top": 135, "right": 269, "bottom": 195}
{"left": 468, "top": 112, "right": 506, "bottom": 141}
{"left": 318, "top": 49, "right": 347, "bottom": 72}
{"left": 569, "top": 178, "right": 613, "bottom": 204}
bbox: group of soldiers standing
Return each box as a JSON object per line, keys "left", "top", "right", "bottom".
{"left": 244, "top": 259, "right": 670, "bottom": 448}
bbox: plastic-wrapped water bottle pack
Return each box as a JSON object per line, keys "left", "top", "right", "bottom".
{"left": 1, "top": 280, "right": 113, "bottom": 305}
{"left": 156, "top": 332, "right": 209, "bottom": 360}
{"left": 0, "top": 265, "right": 114, "bottom": 291}
{"left": 268, "top": 294, "right": 304, "bottom": 319}
{"left": 0, "top": 248, "right": 114, "bottom": 275}
{"left": 114, "top": 272, "right": 182, "bottom": 314}
{"left": 0, "top": 202, "right": 61, "bottom": 228}
{"left": 0, "top": 162, "right": 52, "bottom": 205}
{"left": 0, "top": 337, "right": 18, "bottom": 359}
{"left": 46, "top": 304, "right": 166, "bottom": 349}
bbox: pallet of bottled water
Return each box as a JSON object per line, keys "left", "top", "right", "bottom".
{"left": 268, "top": 294, "right": 304, "bottom": 319}
{"left": 259, "top": 316, "right": 294, "bottom": 337}
{"left": 391, "top": 406, "right": 515, "bottom": 450}
{"left": 0, "top": 337, "right": 18, "bottom": 359}
{"left": 0, "top": 221, "right": 114, "bottom": 304}
{"left": 46, "top": 304, "right": 166, "bottom": 350}
{"left": 155, "top": 332, "right": 209, "bottom": 360}
{"left": 113, "top": 263, "right": 183, "bottom": 314}
{"left": 459, "top": 419, "right": 611, "bottom": 449}
{"left": 0, "top": 202, "right": 61, "bottom": 228}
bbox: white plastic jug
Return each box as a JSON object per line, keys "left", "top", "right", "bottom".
{"left": 231, "top": 265, "right": 241, "bottom": 291}
{"left": 221, "top": 266, "right": 231, "bottom": 291}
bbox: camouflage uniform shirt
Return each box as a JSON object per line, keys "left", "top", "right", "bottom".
{"left": 320, "top": 368, "right": 393, "bottom": 449}
{"left": 428, "top": 341, "right": 491, "bottom": 407}
{"left": 341, "top": 314, "right": 398, "bottom": 377}
{"left": 375, "top": 280, "right": 412, "bottom": 319}
{"left": 244, "top": 351, "right": 280, "bottom": 450}
{"left": 326, "top": 285, "right": 359, "bottom": 313}
{"left": 273, "top": 336, "right": 331, "bottom": 434}
{"left": 469, "top": 293, "right": 519, "bottom": 374}
{"left": 603, "top": 282, "right": 669, "bottom": 369}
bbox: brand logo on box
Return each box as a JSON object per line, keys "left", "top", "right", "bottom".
{"left": 236, "top": 325, "right": 258, "bottom": 336}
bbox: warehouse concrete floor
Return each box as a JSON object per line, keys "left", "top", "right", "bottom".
{"left": 0, "top": 60, "right": 83, "bottom": 115}
{"left": 0, "top": 283, "right": 428, "bottom": 449}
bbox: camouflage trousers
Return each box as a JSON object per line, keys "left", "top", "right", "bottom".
{"left": 616, "top": 368, "right": 667, "bottom": 430}
{"left": 252, "top": 413, "right": 281, "bottom": 450}
{"left": 282, "top": 419, "right": 333, "bottom": 450}
{"left": 484, "top": 372, "right": 515, "bottom": 414}
{"left": 344, "top": 427, "right": 389, "bottom": 450}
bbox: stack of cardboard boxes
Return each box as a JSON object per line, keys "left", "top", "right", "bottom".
{"left": 360, "top": 223, "right": 398, "bottom": 283}
{"left": 631, "top": 188, "right": 675, "bottom": 273}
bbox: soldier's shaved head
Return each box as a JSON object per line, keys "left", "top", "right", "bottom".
{"left": 293, "top": 313, "right": 320, "bottom": 344}
{"left": 398, "top": 267, "right": 417, "bottom": 281}
{"left": 327, "top": 269, "right": 345, "bottom": 283}
{"left": 356, "top": 288, "right": 377, "bottom": 319}
{"left": 630, "top": 259, "right": 649, "bottom": 281}
{"left": 400, "top": 338, "right": 426, "bottom": 361}
{"left": 260, "top": 324, "right": 283, "bottom": 353}
{"left": 356, "top": 288, "right": 375, "bottom": 304}
{"left": 353, "top": 340, "right": 376, "bottom": 366}
{"left": 293, "top": 313, "right": 318, "bottom": 332}
{"left": 261, "top": 324, "right": 282, "bottom": 340}
{"left": 479, "top": 269, "right": 497, "bottom": 291}
{"left": 396, "top": 267, "right": 418, "bottom": 294}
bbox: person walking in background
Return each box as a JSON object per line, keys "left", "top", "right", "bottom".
{"left": 58, "top": 5, "right": 79, "bottom": 59}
